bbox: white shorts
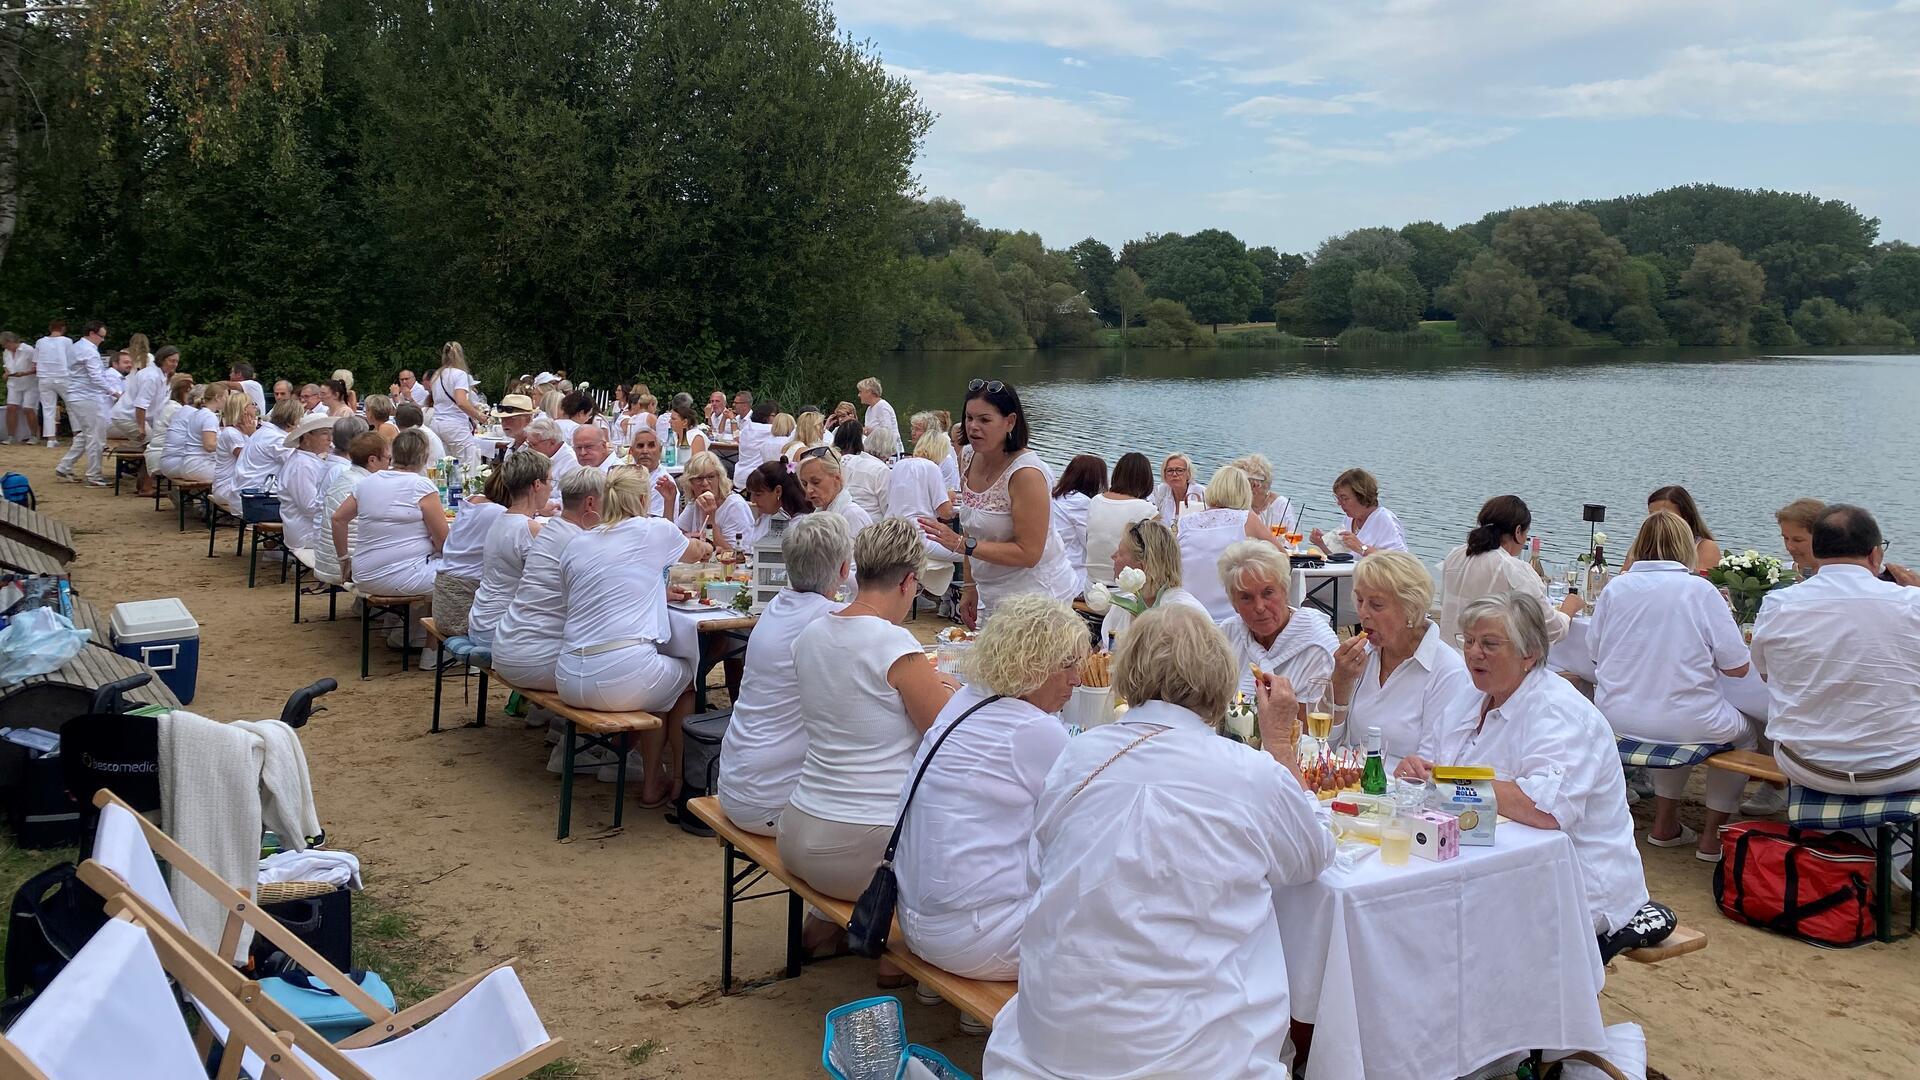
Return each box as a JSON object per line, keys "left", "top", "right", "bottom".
{"left": 5, "top": 378, "right": 37, "bottom": 408}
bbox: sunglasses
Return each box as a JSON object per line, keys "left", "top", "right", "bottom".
{"left": 967, "top": 379, "right": 1005, "bottom": 394}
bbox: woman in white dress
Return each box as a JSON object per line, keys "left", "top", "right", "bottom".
{"left": 716, "top": 513, "right": 852, "bottom": 836}
{"left": 490, "top": 468, "right": 606, "bottom": 693}
{"left": 465, "top": 449, "right": 553, "bottom": 648}
{"left": 1330, "top": 551, "right": 1473, "bottom": 758}
{"left": 1048, "top": 454, "right": 1104, "bottom": 599}
{"left": 1591, "top": 511, "right": 1753, "bottom": 862}
{"left": 427, "top": 341, "right": 488, "bottom": 466}
{"left": 143, "top": 375, "right": 192, "bottom": 480}
{"left": 984, "top": 604, "right": 1333, "bottom": 1078}
{"left": 1310, "top": 467, "right": 1408, "bottom": 556}
{"left": 334, "top": 428, "right": 448, "bottom": 598}
{"left": 1098, "top": 519, "right": 1207, "bottom": 647}
{"left": 157, "top": 384, "right": 226, "bottom": 483}
{"left": 895, "top": 594, "right": 1086, "bottom": 983}
{"left": 1400, "top": 591, "right": 1675, "bottom": 963}
{"left": 209, "top": 394, "right": 256, "bottom": 515}
{"left": 1082, "top": 451, "right": 1156, "bottom": 588}
{"left": 1218, "top": 540, "right": 1338, "bottom": 700}
{"left": 673, "top": 450, "right": 756, "bottom": 555}
{"left": 1148, "top": 452, "right": 1203, "bottom": 526}
{"left": 916, "top": 381, "right": 1079, "bottom": 628}
{"left": 1439, "top": 495, "right": 1583, "bottom": 646}
{"left": 556, "top": 468, "right": 713, "bottom": 807}
{"left": 1177, "top": 464, "right": 1276, "bottom": 622}
{"left": 1235, "top": 453, "right": 1295, "bottom": 533}
{"left": 888, "top": 430, "right": 960, "bottom": 597}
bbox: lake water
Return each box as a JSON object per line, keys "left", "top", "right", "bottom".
{"left": 870, "top": 346, "right": 1920, "bottom": 571}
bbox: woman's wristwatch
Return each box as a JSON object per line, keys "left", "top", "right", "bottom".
{"left": 963, "top": 535, "right": 977, "bottom": 556}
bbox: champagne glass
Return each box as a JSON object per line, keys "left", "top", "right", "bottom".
{"left": 1299, "top": 677, "right": 1334, "bottom": 761}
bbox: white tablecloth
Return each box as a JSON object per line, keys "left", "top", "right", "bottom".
{"left": 1291, "top": 562, "right": 1357, "bottom": 626}
{"left": 664, "top": 604, "right": 746, "bottom": 661}
{"left": 1278, "top": 823, "right": 1607, "bottom": 1080}
{"left": 1549, "top": 615, "right": 1769, "bottom": 720}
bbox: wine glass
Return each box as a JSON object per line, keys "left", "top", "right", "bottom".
{"left": 1299, "top": 677, "right": 1334, "bottom": 762}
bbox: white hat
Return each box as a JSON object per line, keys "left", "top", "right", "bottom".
{"left": 494, "top": 394, "right": 536, "bottom": 416}
{"left": 282, "top": 414, "right": 334, "bottom": 448}
{"left": 533, "top": 371, "right": 559, "bottom": 386}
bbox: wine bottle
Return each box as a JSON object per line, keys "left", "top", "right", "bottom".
{"left": 1528, "top": 536, "right": 1548, "bottom": 582}
{"left": 1362, "top": 726, "right": 1387, "bottom": 795}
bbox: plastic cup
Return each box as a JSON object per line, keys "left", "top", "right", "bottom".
{"left": 1381, "top": 817, "right": 1413, "bottom": 866}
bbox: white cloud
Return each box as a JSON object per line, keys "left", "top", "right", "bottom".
{"left": 1525, "top": 36, "right": 1920, "bottom": 121}
{"left": 887, "top": 65, "right": 1171, "bottom": 164}
{"left": 1226, "top": 94, "right": 1359, "bottom": 120}
{"left": 1061, "top": 56, "right": 1090, "bottom": 68}
{"left": 1264, "top": 125, "right": 1516, "bottom": 169}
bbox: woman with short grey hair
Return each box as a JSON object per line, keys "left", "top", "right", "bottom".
{"left": 718, "top": 513, "right": 854, "bottom": 836}
{"left": 466, "top": 449, "right": 555, "bottom": 647}
{"left": 1400, "top": 591, "right": 1673, "bottom": 962}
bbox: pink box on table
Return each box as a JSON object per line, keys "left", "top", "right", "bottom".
{"left": 1409, "top": 809, "right": 1459, "bottom": 861}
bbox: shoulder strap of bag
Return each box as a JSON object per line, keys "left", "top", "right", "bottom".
{"left": 1066, "top": 725, "right": 1168, "bottom": 803}
{"left": 876, "top": 694, "right": 1003, "bottom": 868}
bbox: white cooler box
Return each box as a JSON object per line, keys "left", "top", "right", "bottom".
{"left": 110, "top": 598, "right": 200, "bottom": 706}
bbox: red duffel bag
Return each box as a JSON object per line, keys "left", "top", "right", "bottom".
{"left": 1713, "top": 820, "right": 1878, "bottom": 947}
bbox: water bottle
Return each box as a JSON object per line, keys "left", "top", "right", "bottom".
{"left": 1362, "top": 726, "right": 1387, "bottom": 796}
{"left": 446, "top": 459, "right": 463, "bottom": 511}
{"left": 664, "top": 440, "right": 679, "bottom": 468}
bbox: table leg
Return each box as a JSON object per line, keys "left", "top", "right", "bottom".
{"left": 611, "top": 732, "right": 628, "bottom": 829}
{"left": 399, "top": 603, "right": 411, "bottom": 672}
{"left": 472, "top": 668, "right": 488, "bottom": 728}
{"left": 248, "top": 528, "right": 260, "bottom": 588}
{"left": 293, "top": 561, "right": 304, "bottom": 624}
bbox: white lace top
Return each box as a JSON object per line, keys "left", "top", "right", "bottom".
{"left": 958, "top": 448, "right": 1081, "bottom": 613}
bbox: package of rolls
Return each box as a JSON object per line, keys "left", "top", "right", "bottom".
{"left": 1065, "top": 652, "right": 1118, "bottom": 730}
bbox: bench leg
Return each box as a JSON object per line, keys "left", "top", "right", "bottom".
{"left": 470, "top": 668, "right": 488, "bottom": 728}
{"left": 207, "top": 509, "right": 218, "bottom": 557}
{"left": 557, "top": 721, "right": 578, "bottom": 840}
{"left": 279, "top": 543, "right": 290, "bottom": 583}
{"left": 785, "top": 888, "right": 804, "bottom": 979}
{"left": 1876, "top": 823, "right": 1897, "bottom": 943}
{"left": 360, "top": 603, "right": 373, "bottom": 680}
{"left": 293, "top": 561, "right": 305, "bottom": 624}
{"left": 236, "top": 517, "right": 246, "bottom": 556}
{"left": 328, "top": 587, "right": 337, "bottom": 621}
{"left": 721, "top": 842, "right": 738, "bottom": 992}
{"left": 431, "top": 649, "right": 446, "bottom": 734}
{"left": 610, "top": 732, "right": 629, "bottom": 830}
{"left": 248, "top": 528, "right": 260, "bottom": 588}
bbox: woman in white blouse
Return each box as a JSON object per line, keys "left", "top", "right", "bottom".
{"left": 144, "top": 375, "right": 193, "bottom": 481}
{"left": 1330, "top": 551, "right": 1473, "bottom": 758}
{"left": 829, "top": 422, "right": 890, "bottom": 520}
{"left": 557, "top": 468, "right": 714, "bottom": 807}
{"left": 209, "top": 394, "right": 256, "bottom": 515}
{"left": 674, "top": 451, "right": 756, "bottom": 555}
{"left": 1177, "top": 465, "right": 1276, "bottom": 622}
{"left": 984, "top": 604, "right": 1333, "bottom": 1078}
{"left": 158, "top": 384, "right": 226, "bottom": 482}
{"left": 1440, "top": 495, "right": 1585, "bottom": 646}
{"left": 1048, "top": 454, "right": 1105, "bottom": 598}
{"left": 665, "top": 399, "right": 710, "bottom": 462}
{"left": 1399, "top": 591, "right": 1675, "bottom": 963}
{"left": 490, "top": 468, "right": 605, "bottom": 693}
{"left": 1310, "top": 467, "right": 1408, "bottom": 556}
{"left": 917, "top": 381, "right": 1080, "bottom": 627}
{"left": 1082, "top": 451, "right": 1156, "bottom": 588}
{"left": 465, "top": 450, "right": 553, "bottom": 647}
{"left": 1235, "top": 453, "right": 1295, "bottom": 533}
{"left": 1591, "top": 511, "right": 1753, "bottom": 862}
{"left": 1099, "top": 519, "right": 1207, "bottom": 646}
{"left": 427, "top": 342, "right": 488, "bottom": 466}
{"left": 740, "top": 460, "right": 810, "bottom": 548}
{"left": 1148, "top": 452, "right": 1203, "bottom": 526}
{"left": 896, "top": 594, "right": 1087, "bottom": 987}
{"left": 334, "top": 428, "right": 448, "bottom": 603}
{"left": 1218, "top": 540, "right": 1338, "bottom": 701}
{"left": 778, "top": 519, "right": 958, "bottom": 978}
{"left": 717, "top": 514, "right": 852, "bottom": 836}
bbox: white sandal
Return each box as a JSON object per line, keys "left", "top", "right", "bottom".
{"left": 1646, "top": 823, "right": 1698, "bottom": 848}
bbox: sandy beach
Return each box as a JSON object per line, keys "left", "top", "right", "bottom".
{"left": 10, "top": 439, "right": 1918, "bottom": 1080}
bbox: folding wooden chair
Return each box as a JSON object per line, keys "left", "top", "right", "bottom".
{"left": 78, "top": 791, "right": 565, "bottom": 1079}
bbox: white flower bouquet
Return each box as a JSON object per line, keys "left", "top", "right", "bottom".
{"left": 1707, "top": 549, "right": 1793, "bottom": 623}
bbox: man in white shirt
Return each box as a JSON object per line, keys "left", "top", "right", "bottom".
{"left": 573, "top": 424, "right": 612, "bottom": 471}
{"left": 628, "top": 428, "right": 678, "bottom": 519}
{"left": 392, "top": 369, "right": 430, "bottom": 407}
{"left": 107, "top": 346, "right": 179, "bottom": 444}
{"left": 526, "top": 417, "right": 577, "bottom": 487}
{"left": 298, "top": 383, "right": 327, "bottom": 416}
{"left": 704, "top": 391, "right": 734, "bottom": 438}
{"left": 857, "top": 377, "right": 899, "bottom": 450}
{"left": 272, "top": 379, "right": 294, "bottom": 404}
{"left": 31, "top": 318, "right": 70, "bottom": 446}
{"left": 2, "top": 333, "right": 36, "bottom": 444}
{"left": 732, "top": 400, "right": 774, "bottom": 492}
{"left": 1752, "top": 504, "right": 1920, "bottom": 796}
{"left": 55, "top": 320, "right": 114, "bottom": 485}
{"left": 229, "top": 362, "right": 267, "bottom": 416}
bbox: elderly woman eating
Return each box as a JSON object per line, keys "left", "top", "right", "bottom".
{"left": 490, "top": 468, "right": 605, "bottom": 693}
{"left": 1178, "top": 464, "right": 1277, "bottom": 621}
{"left": 557, "top": 468, "right": 713, "bottom": 807}
{"left": 779, "top": 518, "right": 958, "bottom": 978}
{"left": 674, "top": 450, "right": 756, "bottom": 554}
{"left": 1398, "top": 591, "right": 1675, "bottom": 962}
{"left": 1099, "top": 519, "right": 1207, "bottom": 646}
{"left": 464, "top": 449, "right": 553, "bottom": 648}
{"left": 895, "top": 594, "right": 1087, "bottom": 986}
{"left": 984, "top": 604, "right": 1333, "bottom": 1078}
{"left": 716, "top": 513, "right": 852, "bottom": 836}
{"left": 1591, "top": 511, "right": 1753, "bottom": 861}
{"left": 1310, "top": 466, "right": 1408, "bottom": 556}
{"left": 1331, "top": 551, "right": 1473, "bottom": 759}
{"left": 1217, "top": 540, "right": 1338, "bottom": 700}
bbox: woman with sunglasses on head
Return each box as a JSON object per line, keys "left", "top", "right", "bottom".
{"left": 918, "top": 380, "right": 1081, "bottom": 629}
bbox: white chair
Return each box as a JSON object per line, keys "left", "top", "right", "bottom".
{"left": 79, "top": 791, "right": 565, "bottom": 1080}
{"left": 1, "top": 918, "right": 209, "bottom": 1080}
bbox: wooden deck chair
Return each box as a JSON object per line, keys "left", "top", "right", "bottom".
{"left": 79, "top": 791, "right": 565, "bottom": 1078}
{"left": 0, "top": 916, "right": 260, "bottom": 1080}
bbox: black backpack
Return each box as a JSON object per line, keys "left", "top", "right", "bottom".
{"left": 2, "top": 863, "right": 108, "bottom": 1019}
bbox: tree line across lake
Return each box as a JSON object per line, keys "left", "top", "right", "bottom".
{"left": 1, "top": 2, "right": 1914, "bottom": 413}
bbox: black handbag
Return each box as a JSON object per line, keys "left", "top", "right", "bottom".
{"left": 846, "top": 694, "right": 1002, "bottom": 958}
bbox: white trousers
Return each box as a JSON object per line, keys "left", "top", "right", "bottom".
{"left": 899, "top": 899, "right": 1025, "bottom": 981}
{"left": 1650, "top": 725, "right": 1756, "bottom": 814}
{"left": 56, "top": 396, "right": 105, "bottom": 480}
{"left": 38, "top": 376, "right": 63, "bottom": 438}
{"left": 555, "top": 641, "right": 690, "bottom": 713}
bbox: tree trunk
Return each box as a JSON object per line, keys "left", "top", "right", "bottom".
{"left": 0, "top": 14, "right": 22, "bottom": 274}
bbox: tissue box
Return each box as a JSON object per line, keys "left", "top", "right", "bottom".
{"left": 1409, "top": 809, "right": 1460, "bottom": 861}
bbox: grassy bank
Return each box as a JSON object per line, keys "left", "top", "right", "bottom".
{"left": 1085, "top": 319, "right": 1631, "bottom": 349}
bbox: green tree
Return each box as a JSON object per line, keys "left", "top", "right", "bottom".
{"left": 1348, "top": 268, "right": 1423, "bottom": 331}
{"left": 1491, "top": 207, "right": 1627, "bottom": 320}
{"left": 1862, "top": 250, "right": 1920, "bottom": 319}
{"left": 1111, "top": 266, "right": 1147, "bottom": 346}
{"left": 1068, "top": 237, "right": 1117, "bottom": 319}
{"left": 1399, "top": 221, "right": 1482, "bottom": 314}
{"left": 1301, "top": 259, "right": 1359, "bottom": 333}
{"left": 1791, "top": 297, "right": 1855, "bottom": 345}
{"left": 1609, "top": 304, "right": 1666, "bottom": 346}
{"left": 1040, "top": 282, "right": 1100, "bottom": 347}
{"left": 1136, "top": 297, "right": 1208, "bottom": 347}
{"left": 1851, "top": 312, "right": 1916, "bottom": 347}
{"left": 1148, "top": 228, "right": 1261, "bottom": 331}
{"left": 1755, "top": 240, "right": 1859, "bottom": 311}
{"left": 1438, "top": 253, "right": 1545, "bottom": 346}
{"left": 1748, "top": 305, "right": 1798, "bottom": 347}
{"left": 897, "top": 197, "right": 981, "bottom": 258}
{"left": 1246, "top": 246, "right": 1304, "bottom": 322}
{"left": 1315, "top": 227, "right": 1413, "bottom": 271}
{"left": 1669, "top": 242, "right": 1766, "bottom": 345}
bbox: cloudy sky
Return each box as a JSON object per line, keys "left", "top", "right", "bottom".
{"left": 837, "top": 0, "right": 1920, "bottom": 252}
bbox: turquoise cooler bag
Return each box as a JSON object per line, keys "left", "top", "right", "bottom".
{"left": 258, "top": 969, "right": 397, "bottom": 1042}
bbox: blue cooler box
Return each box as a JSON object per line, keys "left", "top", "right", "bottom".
{"left": 110, "top": 598, "right": 201, "bottom": 705}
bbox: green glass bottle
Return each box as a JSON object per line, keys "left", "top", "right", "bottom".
{"left": 1362, "top": 725, "right": 1387, "bottom": 796}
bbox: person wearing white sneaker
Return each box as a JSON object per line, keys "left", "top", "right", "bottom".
{"left": 2, "top": 332, "right": 37, "bottom": 445}
{"left": 31, "top": 317, "right": 69, "bottom": 447}
{"left": 1592, "top": 512, "right": 1754, "bottom": 863}
{"left": 54, "top": 319, "right": 113, "bottom": 484}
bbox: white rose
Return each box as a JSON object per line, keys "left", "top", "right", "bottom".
{"left": 1084, "top": 582, "right": 1112, "bottom": 614}
{"left": 1117, "top": 566, "right": 1148, "bottom": 594}
{"left": 1745, "top": 550, "right": 1761, "bottom": 560}
{"left": 1592, "top": 532, "right": 1607, "bottom": 546}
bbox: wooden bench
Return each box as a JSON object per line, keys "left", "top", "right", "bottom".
{"left": 685, "top": 796, "right": 1016, "bottom": 1029}
{"left": 520, "top": 687, "right": 659, "bottom": 840}
{"left": 0, "top": 500, "right": 77, "bottom": 563}
{"left": 103, "top": 442, "right": 145, "bottom": 495}
{"left": 1706, "top": 749, "right": 1787, "bottom": 785}
{"left": 420, "top": 616, "right": 494, "bottom": 733}
{"left": 289, "top": 546, "right": 343, "bottom": 624}
{"left": 0, "top": 534, "right": 65, "bottom": 578}
{"left": 351, "top": 588, "right": 430, "bottom": 679}
{"left": 247, "top": 521, "right": 287, "bottom": 588}
{"left": 1621, "top": 923, "right": 1707, "bottom": 965}
{"left": 169, "top": 480, "right": 212, "bottom": 532}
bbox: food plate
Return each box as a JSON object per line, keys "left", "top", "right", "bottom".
{"left": 669, "top": 599, "right": 723, "bottom": 612}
